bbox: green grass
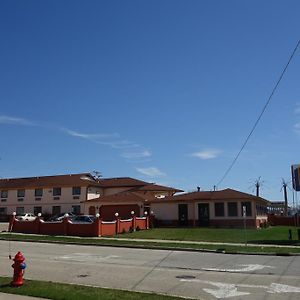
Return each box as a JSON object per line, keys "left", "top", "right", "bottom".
{"left": 120, "top": 226, "right": 300, "bottom": 245}
{"left": 0, "top": 277, "right": 187, "bottom": 300}
{"left": 1, "top": 226, "right": 300, "bottom": 254}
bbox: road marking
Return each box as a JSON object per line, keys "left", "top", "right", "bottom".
{"left": 202, "top": 264, "right": 274, "bottom": 273}
{"left": 180, "top": 278, "right": 300, "bottom": 299}
{"left": 54, "top": 253, "right": 119, "bottom": 262}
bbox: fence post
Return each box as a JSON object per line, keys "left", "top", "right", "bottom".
{"left": 115, "top": 212, "right": 119, "bottom": 236}
{"left": 95, "top": 213, "right": 101, "bottom": 237}
{"left": 36, "top": 213, "right": 42, "bottom": 234}
{"left": 144, "top": 211, "right": 149, "bottom": 229}
{"left": 8, "top": 212, "right": 16, "bottom": 232}
{"left": 131, "top": 211, "right": 135, "bottom": 232}
{"left": 63, "top": 214, "right": 69, "bottom": 236}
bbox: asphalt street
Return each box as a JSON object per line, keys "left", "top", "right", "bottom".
{"left": 0, "top": 240, "right": 300, "bottom": 300}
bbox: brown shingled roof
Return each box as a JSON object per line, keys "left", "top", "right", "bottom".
{"left": 96, "top": 177, "right": 150, "bottom": 188}
{"left": 149, "top": 188, "right": 270, "bottom": 203}
{"left": 0, "top": 173, "right": 98, "bottom": 190}
{"left": 85, "top": 192, "right": 147, "bottom": 204}
{"left": 131, "top": 183, "right": 183, "bottom": 193}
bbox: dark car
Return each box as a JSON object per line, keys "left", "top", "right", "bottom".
{"left": 48, "top": 212, "right": 75, "bottom": 222}
{"left": 71, "top": 215, "right": 96, "bottom": 223}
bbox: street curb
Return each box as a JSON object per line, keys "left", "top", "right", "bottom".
{"left": 1, "top": 236, "right": 300, "bottom": 256}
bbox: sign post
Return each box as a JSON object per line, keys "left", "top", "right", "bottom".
{"left": 243, "top": 206, "right": 247, "bottom": 246}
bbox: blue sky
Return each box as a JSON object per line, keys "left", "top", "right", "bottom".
{"left": 0, "top": 0, "right": 300, "bottom": 203}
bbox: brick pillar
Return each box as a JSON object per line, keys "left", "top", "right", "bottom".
{"left": 8, "top": 214, "right": 16, "bottom": 232}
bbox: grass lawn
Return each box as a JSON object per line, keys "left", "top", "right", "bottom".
{"left": 0, "top": 277, "right": 188, "bottom": 300}
{"left": 1, "top": 226, "right": 299, "bottom": 255}
{"left": 119, "top": 226, "right": 300, "bottom": 245}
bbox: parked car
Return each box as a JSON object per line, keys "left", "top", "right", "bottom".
{"left": 71, "top": 215, "right": 96, "bottom": 223}
{"left": 16, "top": 213, "right": 36, "bottom": 221}
{"left": 48, "top": 212, "right": 75, "bottom": 222}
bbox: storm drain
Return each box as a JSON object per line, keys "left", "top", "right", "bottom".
{"left": 176, "top": 275, "right": 196, "bottom": 279}
{"left": 77, "top": 274, "right": 90, "bottom": 278}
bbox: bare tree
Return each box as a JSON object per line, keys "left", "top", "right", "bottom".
{"left": 91, "top": 170, "right": 102, "bottom": 180}
{"left": 249, "top": 176, "right": 264, "bottom": 197}
{"left": 281, "top": 178, "right": 290, "bottom": 216}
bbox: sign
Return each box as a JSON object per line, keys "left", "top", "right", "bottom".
{"left": 291, "top": 165, "right": 300, "bottom": 191}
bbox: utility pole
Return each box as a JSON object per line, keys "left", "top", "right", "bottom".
{"left": 281, "top": 179, "right": 289, "bottom": 216}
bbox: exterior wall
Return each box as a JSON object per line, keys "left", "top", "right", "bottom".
{"left": 87, "top": 187, "right": 103, "bottom": 200}
{"left": 151, "top": 198, "right": 268, "bottom": 229}
{"left": 103, "top": 187, "right": 132, "bottom": 196}
{"left": 85, "top": 203, "right": 142, "bottom": 220}
{"left": 0, "top": 186, "right": 88, "bottom": 216}
{"left": 10, "top": 216, "right": 149, "bottom": 237}
{"left": 268, "top": 214, "right": 300, "bottom": 226}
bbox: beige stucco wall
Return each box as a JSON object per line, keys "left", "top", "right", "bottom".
{"left": 87, "top": 186, "right": 103, "bottom": 199}
{"left": 0, "top": 186, "right": 89, "bottom": 215}
{"left": 151, "top": 200, "right": 264, "bottom": 221}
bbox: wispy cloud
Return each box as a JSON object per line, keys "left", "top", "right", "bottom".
{"left": 136, "top": 167, "right": 166, "bottom": 177}
{"left": 121, "top": 150, "right": 152, "bottom": 159}
{"left": 294, "top": 123, "right": 300, "bottom": 134}
{"left": 191, "top": 149, "right": 222, "bottom": 160}
{"left": 294, "top": 104, "right": 300, "bottom": 114}
{"left": 62, "top": 127, "right": 152, "bottom": 161}
{"left": 0, "top": 115, "right": 35, "bottom": 126}
{"left": 62, "top": 128, "right": 119, "bottom": 141}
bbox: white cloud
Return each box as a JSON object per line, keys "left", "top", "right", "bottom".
{"left": 136, "top": 167, "right": 166, "bottom": 177}
{"left": 191, "top": 149, "right": 222, "bottom": 160}
{"left": 0, "top": 115, "right": 34, "bottom": 126}
{"left": 294, "top": 104, "right": 300, "bottom": 114}
{"left": 121, "top": 150, "right": 152, "bottom": 159}
{"left": 294, "top": 123, "right": 300, "bottom": 134}
{"left": 62, "top": 128, "right": 119, "bottom": 140}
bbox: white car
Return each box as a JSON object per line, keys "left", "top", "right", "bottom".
{"left": 16, "top": 213, "right": 36, "bottom": 221}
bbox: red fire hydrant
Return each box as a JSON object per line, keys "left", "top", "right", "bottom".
{"left": 11, "top": 251, "right": 26, "bottom": 287}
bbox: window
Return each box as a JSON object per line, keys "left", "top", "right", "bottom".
{"left": 34, "top": 206, "right": 42, "bottom": 215}
{"left": 72, "top": 187, "right": 81, "bottom": 195}
{"left": 52, "top": 206, "right": 61, "bottom": 215}
{"left": 17, "top": 189, "right": 25, "bottom": 198}
{"left": 241, "top": 201, "right": 252, "bottom": 217}
{"left": 228, "top": 202, "right": 238, "bottom": 217}
{"left": 215, "top": 202, "right": 225, "bottom": 217}
{"left": 72, "top": 205, "right": 81, "bottom": 214}
{"left": 0, "top": 207, "right": 7, "bottom": 215}
{"left": 53, "top": 187, "right": 61, "bottom": 196}
{"left": 35, "top": 189, "right": 43, "bottom": 197}
{"left": 1, "top": 190, "right": 8, "bottom": 198}
{"left": 16, "top": 207, "right": 24, "bottom": 215}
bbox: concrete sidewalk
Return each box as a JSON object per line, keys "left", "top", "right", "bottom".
{"left": 0, "top": 293, "right": 45, "bottom": 300}
{"left": 103, "top": 237, "right": 300, "bottom": 248}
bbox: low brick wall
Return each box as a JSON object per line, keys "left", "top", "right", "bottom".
{"left": 268, "top": 214, "right": 300, "bottom": 226}
{"left": 9, "top": 216, "right": 149, "bottom": 237}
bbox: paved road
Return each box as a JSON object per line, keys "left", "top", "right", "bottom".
{"left": 0, "top": 240, "right": 300, "bottom": 300}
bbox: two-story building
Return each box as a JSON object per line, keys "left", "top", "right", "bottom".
{"left": 0, "top": 173, "right": 180, "bottom": 220}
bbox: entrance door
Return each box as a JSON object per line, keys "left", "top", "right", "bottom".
{"left": 178, "top": 204, "right": 188, "bottom": 226}
{"left": 89, "top": 206, "right": 96, "bottom": 215}
{"left": 198, "top": 203, "right": 210, "bottom": 226}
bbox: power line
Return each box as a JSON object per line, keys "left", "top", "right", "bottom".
{"left": 216, "top": 39, "right": 300, "bottom": 188}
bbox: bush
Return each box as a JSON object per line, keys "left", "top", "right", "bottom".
{"left": 136, "top": 226, "right": 140, "bottom": 231}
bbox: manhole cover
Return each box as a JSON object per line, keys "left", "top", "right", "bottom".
{"left": 77, "top": 274, "right": 90, "bottom": 278}
{"left": 176, "top": 275, "right": 196, "bottom": 279}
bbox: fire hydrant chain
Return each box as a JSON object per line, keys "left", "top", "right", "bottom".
{"left": 11, "top": 251, "right": 26, "bottom": 287}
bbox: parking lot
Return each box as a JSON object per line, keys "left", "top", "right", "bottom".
{"left": 0, "top": 223, "right": 8, "bottom": 232}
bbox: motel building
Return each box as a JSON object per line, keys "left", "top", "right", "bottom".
{"left": 149, "top": 188, "right": 270, "bottom": 228}
{"left": 0, "top": 173, "right": 180, "bottom": 220}
{"left": 0, "top": 172, "right": 270, "bottom": 228}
